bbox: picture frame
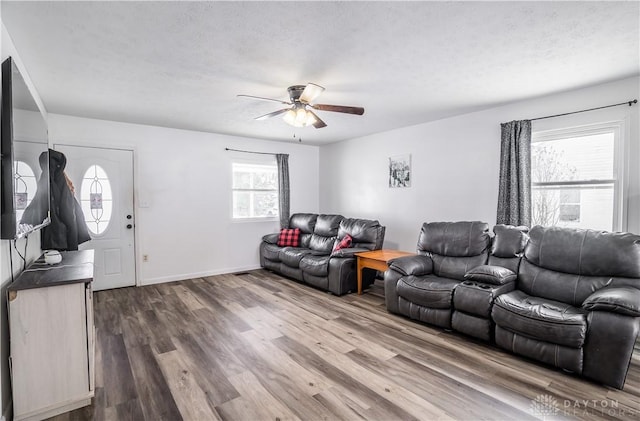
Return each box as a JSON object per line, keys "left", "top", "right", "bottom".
{"left": 389, "top": 154, "right": 411, "bottom": 188}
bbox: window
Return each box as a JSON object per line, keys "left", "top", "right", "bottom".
{"left": 80, "top": 165, "right": 112, "bottom": 235}
{"left": 531, "top": 122, "right": 623, "bottom": 231}
{"left": 232, "top": 161, "right": 278, "bottom": 219}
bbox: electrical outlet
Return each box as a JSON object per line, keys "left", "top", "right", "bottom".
{"left": 143, "top": 254, "right": 149, "bottom": 262}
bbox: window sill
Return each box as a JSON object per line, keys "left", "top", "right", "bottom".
{"left": 232, "top": 217, "right": 279, "bottom": 224}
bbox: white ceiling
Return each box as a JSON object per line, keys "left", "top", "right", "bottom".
{"left": 2, "top": 1, "right": 639, "bottom": 145}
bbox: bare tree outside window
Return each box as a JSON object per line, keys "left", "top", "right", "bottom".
{"left": 531, "top": 145, "right": 577, "bottom": 226}
{"left": 531, "top": 128, "right": 618, "bottom": 231}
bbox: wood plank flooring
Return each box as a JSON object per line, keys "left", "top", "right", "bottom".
{"left": 50, "top": 270, "right": 640, "bottom": 420}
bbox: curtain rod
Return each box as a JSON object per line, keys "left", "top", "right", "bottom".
{"left": 531, "top": 99, "right": 637, "bottom": 121}
{"left": 225, "top": 147, "right": 285, "bottom": 156}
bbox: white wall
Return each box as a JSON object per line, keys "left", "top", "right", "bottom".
{"left": 319, "top": 76, "right": 640, "bottom": 252}
{"left": 1, "top": 22, "right": 49, "bottom": 421}
{"left": 47, "top": 114, "right": 320, "bottom": 285}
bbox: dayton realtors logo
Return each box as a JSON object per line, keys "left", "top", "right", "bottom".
{"left": 529, "top": 394, "right": 635, "bottom": 418}
{"left": 530, "top": 395, "right": 560, "bottom": 418}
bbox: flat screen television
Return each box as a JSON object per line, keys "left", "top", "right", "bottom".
{"left": 1, "top": 57, "right": 50, "bottom": 239}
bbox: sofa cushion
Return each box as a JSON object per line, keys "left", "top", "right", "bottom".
{"left": 431, "top": 253, "right": 488, "bottom": 281}
{"left": 491, "top": 224, "right": 529, "bottom": 258}
{"left": 338, "top": 218, "right": 383, "bottom": 250}
{"left": 396, "top": 275, "right": 459, "bottom": 309}
{"left": 518, "top": 258, "right": 613, "bottom": 307}
{"left": 418, "top": 221, "right": 490, "bottom": 257}
{"left": 525, "top": 225, "right": 640, "bottom": 278}
{"left": 314, "top": 214, "right": 343, "bottom": 236}
{"left": 300, "top": 255, "right": 331, "bottom": 277}
{"left": 492, "top": 290, "right": 588, "bottom": 348}
{"left": 279, "top": 247, "right": 314, "bottom": 268}
{"left": 309, "top": 234, "right": 336, "bottom": 253}
{"left": 277, "top": 228, "right": 301, "bottom": 247}
{"left": 289, "top": 213, "right": 318, "bottom": 234}
{"left": 261, "top": 243, "right": 282, "bottom": 262}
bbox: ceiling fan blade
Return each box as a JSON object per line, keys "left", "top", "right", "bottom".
{"left": 312, "top": 104, "right": 365, "bottom": 115}
{"left": 308, "top": 110, "right": 327, "bottom": 129}
{"left": 255, "top": 108, "right": 290, "bottom": 120}
{"left": 237, "top": 94, "right": 292, "bottom": 105}
{"left": 300, "top": 83, "right": 325, "bottom": 104}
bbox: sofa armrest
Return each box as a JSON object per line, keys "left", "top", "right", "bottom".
{"left": 388, "top": 255, "right": 433, "bottom": 276}
{"left": 330, "top": 247, "right": 371, "bottom": 258}
{"left": 262, "top": 233, "right": 279, "bottom": 244}
{"left": 464, "top": 265, "right": 516, "bottom": 285}
{"left": 582, "top": 287, "right": 640, "bottom": 317}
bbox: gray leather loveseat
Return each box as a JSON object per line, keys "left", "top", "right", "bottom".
{"left": 260, "top": 213, "right": 386, "bottom": 295}
{"left": 385, "top": 221, "right": 640, "bottom": 389}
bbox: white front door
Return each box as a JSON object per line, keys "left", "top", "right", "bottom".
{"left": 55, "top": 144, "right": 136, "bottom": 291}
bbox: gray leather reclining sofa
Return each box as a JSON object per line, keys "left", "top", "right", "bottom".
{"left": 260, "top": 213, "right": 385, "bottom": 295}
{"left": 385, "top": 221, "right": 640, "bottom": 389}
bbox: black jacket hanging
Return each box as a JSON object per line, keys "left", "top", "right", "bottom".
{"left": 20, "top": 151, "right": 50, "bottom": 227}
{"left": 41, "top": 149, "right": 91, "bottom": 250}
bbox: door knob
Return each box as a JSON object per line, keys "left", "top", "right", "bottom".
{"left": 126, "top": 224, "right": 133, "bottom": 229}
{"left": 126, "top": 215, "right": 132, "bottom": 219}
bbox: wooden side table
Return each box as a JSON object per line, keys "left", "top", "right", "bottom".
{"left": 354, "top": 249, "right": 415, "bottom": 295}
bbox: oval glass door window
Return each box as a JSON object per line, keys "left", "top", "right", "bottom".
{"left": 14, "top": 160, "right": 37, "bottom": 221}
{"left": 80, "top": 165, "right": 112, "bottom": 235}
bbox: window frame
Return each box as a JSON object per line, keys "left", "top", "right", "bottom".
{"left": 531, "top": 120, "right": 626, "bottom": 231}
{"left": 230, "top": 157, "right": 279, "bottom": 222}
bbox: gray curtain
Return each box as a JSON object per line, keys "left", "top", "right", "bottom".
{"left": 497, "top": 120, "right": 532, "bottom": 227}
{"left": 276, "top": 154, "right": 290, "bottom": 229}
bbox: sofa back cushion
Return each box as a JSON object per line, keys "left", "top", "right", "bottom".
{"left": 289, "top": 213, "right": 318, "bottom": 248}
{"left": 418, "top": 221, "right": 490, "bottom": 257}
{"left": 314, "top": 214, "right": 343, "bottom": 236}
{"left": 417, "top": 221, "right": 490, "bottom": 281}
{"left": 338, "top": 218, "right": 385, "bottom": 250}
{"left": 308, "top": 214, "right": 343, "bottom": 253}
{"left": 525, "top": 225, "right": 640, "bottom": 278}
{"left": 432, "top": 254, "right": 489, "bottom": 281}
{"left": 488, "top": 224, "right": 529, "bottom": 273}
{"left": 520, "top": 225, "right": 640, "bottom": 305}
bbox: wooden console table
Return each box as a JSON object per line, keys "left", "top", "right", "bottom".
{"left": 354, "top": 249, "right": 415, "bottom": 295}
{"left": 8, "top": 250, "right": 95, "bottom": 421}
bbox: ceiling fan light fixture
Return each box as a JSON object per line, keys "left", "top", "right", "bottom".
{"left": 283, "top": 109, "right": 307, "bottom": 127}
{"left": 299, "top": 83, "right": 325, "bottom": 103}
{"left": 295, "top": 108, "right": 307, "bottom": 125}
{"left": 282, "top": 107, "right": 317, "bottom": 128}
{"left": 241, "top": 82, "right": 364, "bottom": 129}
{"left": 304, "top": 111, "right": 317, "bottom": 126}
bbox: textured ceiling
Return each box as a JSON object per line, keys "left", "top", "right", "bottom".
{"left": 2, "top": 1, "right": 639, "bottom": 145}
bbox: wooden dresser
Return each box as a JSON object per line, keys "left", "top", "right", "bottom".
{"left": 7, "top": 250, "right": 95, "bottom": 421}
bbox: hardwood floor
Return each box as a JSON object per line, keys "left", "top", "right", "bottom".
{"left": 50, "top": 270, "right": 640, "bottom": 420}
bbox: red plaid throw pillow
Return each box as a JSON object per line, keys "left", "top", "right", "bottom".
{"left": 277, "top": 228, "right": 301, "bottom": 247}
{"left": 332, "top": 234, "right": 353, "bottom": 253}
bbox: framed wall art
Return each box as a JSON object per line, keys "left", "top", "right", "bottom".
{"left": 389, "top": 154, "right": 411, "bottom": 188}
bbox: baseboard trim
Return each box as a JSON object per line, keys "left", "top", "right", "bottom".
{"left": 2, "top": 396, "right": 12, "bottom": 421}
{"left": 140, "top": 265, "right": 262, "bottom": 286}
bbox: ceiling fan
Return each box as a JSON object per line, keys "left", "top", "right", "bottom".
{"left": 238, "top": 83, "right": 364, "bottom": 129}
